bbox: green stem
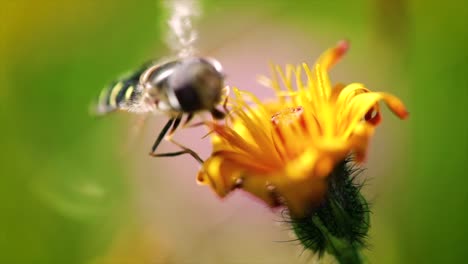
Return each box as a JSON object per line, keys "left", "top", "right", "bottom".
{"left": 312, "top": 216, "right": 363, "bottom": 264}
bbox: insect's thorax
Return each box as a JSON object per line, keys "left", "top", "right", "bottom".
{"left": 142, "top": 57, "right": 225, "bottom": 115}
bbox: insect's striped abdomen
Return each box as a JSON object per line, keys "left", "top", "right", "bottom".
{"left": 94, "top": 70, "right": 144, "bottom": 115}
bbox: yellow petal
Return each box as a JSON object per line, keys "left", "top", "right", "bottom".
{"left": 198, "top": 41, "right": 408, "bottom": 218}
{"left": 316, "top": 40, "right": 350, "bottom": 71}
{"left": 341, "top": 92, "right": 408, "bottom": 137}
{"left": 349, "top": 123, "right": 376, "bottom": 162}
{"left": 198, "top": 155, "right": 240, "bottom": 197}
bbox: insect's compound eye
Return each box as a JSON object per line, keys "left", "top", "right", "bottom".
{"left": 169, "top": 58, "right": 224, "bottom": 112}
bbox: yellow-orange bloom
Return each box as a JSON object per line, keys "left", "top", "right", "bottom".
{"left": 197, "top": 41, "right": 408, "bottom": 217}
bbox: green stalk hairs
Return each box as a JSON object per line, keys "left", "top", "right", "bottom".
{"left": 285, "top": 158, "right": 370, "bottom": 264}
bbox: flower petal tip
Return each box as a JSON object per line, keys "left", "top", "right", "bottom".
{"left": 400, "top": 110, "right": 410, "bottom": 120}
{"left": 394, "top": 107, "right": 409, "bottom": 120}
{"left": 336, "top": 39, "right": 350, "bottom": 56}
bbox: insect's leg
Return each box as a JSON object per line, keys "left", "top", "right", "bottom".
{"left": 222, "top": 94, "right": 229, "bottom": 114}
{"left": 181, "top": 113, "right": 194, "bottom": 128}
{"left": 150, "top": 138, "right": 204, "bottom": 164}
{"left": 221, "top": 90, "right": 234, "bottom": 125}
{"left": 222, "top": 86, "right": 230, "bottom": 111}
{"left": 185, "top": 113, "right": 209, "bottom": 128}
{"left": 150, "top": 118, "right": 175, "bottom": 153}
{"left": 168, "top": 114, "right": 183, "bottom": 136}
{"left": 149, "top": 114, "right": 203, "bottom": 163}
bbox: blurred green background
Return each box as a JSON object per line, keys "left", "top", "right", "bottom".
{"left": 1, "top": 0, "right": 467, "bottom": 263}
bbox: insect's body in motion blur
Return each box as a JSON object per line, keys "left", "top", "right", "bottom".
{"left": 94, "top": 57, "right": 226, "bottom": 162}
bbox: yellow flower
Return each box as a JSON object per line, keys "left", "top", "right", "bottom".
{"left": 197, "top": 41, "right": 408, "bottom": 217}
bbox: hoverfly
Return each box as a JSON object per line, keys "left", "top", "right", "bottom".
{"left": 92, "top": 56, "right": 227, "bottom": 163}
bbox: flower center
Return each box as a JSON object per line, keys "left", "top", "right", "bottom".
{"left": 271, "top": 106, "right": 307, "bottom": 159}
{"left": 271, "top": 106, "right": 305, "bottom": 126}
